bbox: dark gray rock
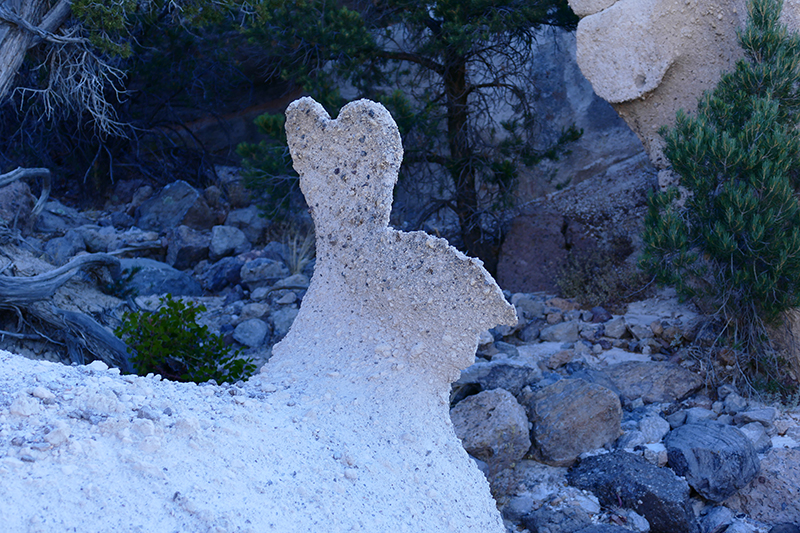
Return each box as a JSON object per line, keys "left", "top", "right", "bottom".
{"left": 240, "top": 258, "right": 290, "bottom": 290}
{"left": 197, "top": 256, "right": 244, "bottom": 292}
{"left": 519, "top": 319, "right": 544, "bottom": 342}
{"left": 522, "top": 505, "right": 592, "bottom": 533}
{"left": 454, "top": 360, "right": 542, "bottom": 400}
{"left": 271, "top": 306, "right": 299, "bottom": 340}
{"left": 35, "top": 199, "right": 91, "bottom": 233}
{"left": 166, "top": 225, "right": 210, "bottom": 270}
{"left": 44, "top": 229, "right": 85, "bottom": 265}
{"left": 137, "top": 180, "right": 214, "bottom": 232}
{"left": 699, "top": 506, "right": 733, "bottom": 533}
{"left": 591, "top": 306, "right": 612, "bottom": 323}
{"left": 525, "top": 378, "right": 621, "bottom": 466}
{"left": 209, "top": 225, "right": 251, "bottom": 262}
{"left": 120, "top": 258, "right": 203, "bottom": 296}
{"left": 225, "top": 206, "right": 268, "bottom": 244}
{"left": 605, "top": 361, "right": 702, "bottom": 403}
{"left": 567, "top": 451, "right": 699, "bottom": 533}
{"left": 664, "top": 422, "right": 759, "bottom": 502}
{"left": 540, "top": 320, "right": 580, "bottom": 343}
{"left": 232, "top": 318, "right": 270, "bottom": 348}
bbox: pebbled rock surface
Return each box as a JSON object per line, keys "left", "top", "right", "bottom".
{"left": 450, "top": 388, "right": 531, "bottom": 472}
{"left": 525, "top": 378, "right": 621, "bottom": 466}
{"left": 665, "top": 422, "right": 759, "bottom": 502}
{"left": 568, "top": 450, "right": 699, "bottom": 533}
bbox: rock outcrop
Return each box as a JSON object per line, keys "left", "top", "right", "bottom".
{"left": 568, "top": 0, "right": 800, "bottom": 167}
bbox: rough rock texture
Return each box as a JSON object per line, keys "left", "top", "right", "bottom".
{"left": 605, "top": 361, "right": 703, "bottom": 403}
{"left": 450, "top": 389, "right": 531, "bottom": 472}
{"left": 452, "top": 360, "right": 543, "bottom": 399}
{"left": 136, "top": 180, "right": 215, "bottom": 232}
{"left": 526, "top": 378, "right": 621, "bottom": 466}
{"left": 568, "top": 451, "right": 700, "bottom": 533}
{"left": 498, "top": 154, "right": 653, "bottom": 293}
{"left": 726, "top": 448, "right": 800, "bottom": 524}
{"left": 209, "top": 225, "right": 251, "bottom": 262}
{"left": 568, "top": 0, "right": 800, "bottom": 166}
{"left": 120, "top": 257, "right": 203, "bottom": 296}
{"left": 0, "top": 97, "right": 518, "bottom": 532}
{"left": 166, "top": 225, "right": 210, "bottom": 270}
{"left": 664, "top": 423, "right": 760, "bottom": 502}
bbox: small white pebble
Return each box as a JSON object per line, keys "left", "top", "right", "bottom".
{"left": 86, "top": 360, "right": 109, "bottom": 372}
{"left": 31, "top": 386, "right": 55, "bottom": 400}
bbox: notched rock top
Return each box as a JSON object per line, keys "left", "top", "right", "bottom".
{"left": 274, "top": 96, "right": 517, "bottom": 385}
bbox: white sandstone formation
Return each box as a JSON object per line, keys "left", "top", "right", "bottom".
{"left": 570, "top": 0, "right": 800, "bottom": 166}
{"left": 0, "top": 98, "right": 517, "bottom": 532}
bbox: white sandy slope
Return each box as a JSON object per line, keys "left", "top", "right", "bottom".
{"left": 0, "top": 350, "right": 504, "bottom": 533}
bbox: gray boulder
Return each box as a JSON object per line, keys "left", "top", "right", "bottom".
{"left": 166, "top": 225, "right": 210, "bottom": 270}
{"left": 453, "top": 360, "right": 542, "bottom": 401}
{"left": 209, "top": 225, "right": 251, "bottom": 262}
{"left": 271, "top": 306, "right": 299, "bottom": 340}
{"left": 225, "top": 206, "right": 268, "bottom": 244}
{"left": 240, "top": 258, "right": 290, "bottom": 290}
{"left": 605, "top": 361, "right": 702, "bottom": 403}
{"left": 525, "top": 378, "right": 621, "bottom": 466}
{"left": 44, "top": 229, "right": 85, "bottom": 265}
{"left": 522, "top": 504, "right": 592, "bottom": 533}
{"left": 120, "top": 258, "right": 203, "bottom": 296}
{"left": 137, "top": 180, "right": 214, "bottom": 232}
{"left": 450, "top": 388, "right": 531, "bottom": 472}
{"left": 568, "top": 451, "right": 699, "bottom": 533}
{"left": 233, "top": 318, "right": 270, "bottom": 348}
{"left": 540, "top": 320, "right": 580, "bottom": 343}
{"left": 197, "top": 256, "right": 244, "bottom": 292}
{"left": 664, "top": 422, "right": 759, "bottom": 502}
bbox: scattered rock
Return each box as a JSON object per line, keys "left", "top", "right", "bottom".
{"left": 526, "top": 378, "right": 621, "bottom": 466}
{"left": 166, "top": 225, "right": 210, "bottom": 270}
{"left": 605, "top": 361, "right": 702, "bottom": 403}
{"left": 137, "top": 180, "right": 214, "bottom": 232}
{"left": 240, "top": 258, "right": 291, "bottom": 290}
{"left": 454, "top": 360, "right": 542, "bottom": 400}
{"left": 699, "top": 506, "right": 733, "bottom": 533}
{"left": 450, "top": 389, "right": 531, "bottom": 472}
{"left": 44, "top": 229, "right": 86, "bottom": 265}
{"left": 225, "top": 206, "right": 267, "bottom": 244}
{"left": 568, "top": 451, "right": 699, "bottom": 533}
{"left": 232, "top": 318, "right": 270, "bottom": 348}
{"left": 664, "top": 423, "right": 759, "bottom": 502}
{"left": 209, "top": 225, "right": 251, "bottom": 262}
{"left": 540, "top": 320, "right": 580, "bottom": 343}
{"left": 271, "top": 307, "right": 299, "bottom": 340}
{"left": 522, "top": 504, "right": 593, "bottom": 533}
{"left": 197, "top": 256, "right": 244, "bottom": 292}
{"left": 120, "top": 258, "right": 203, "bottom": 296}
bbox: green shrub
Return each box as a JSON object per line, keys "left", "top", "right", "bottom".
{"left": 115, "top": 295, "right": 255, "bottom": 384}
{"left": 641, "top": 0, "right": 800, "bottom": 350}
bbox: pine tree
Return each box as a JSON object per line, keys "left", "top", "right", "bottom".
{"left": 641, "top": 0, "right": 800, "bottom": 347}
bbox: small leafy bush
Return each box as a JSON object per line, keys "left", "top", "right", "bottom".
{"left": 641, "top": 0, "right": 800, "bottom": 350}
{"left": 115, "top": 294, "right": 255, "bottom": 384}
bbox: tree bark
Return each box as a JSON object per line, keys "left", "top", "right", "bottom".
{"left": 0, "top": 0, "right": 73, "bottom": 101}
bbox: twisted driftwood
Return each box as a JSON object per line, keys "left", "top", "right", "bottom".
{"left": 0, "top": 252, "right": 134, "bottom": 373}
{"left": 0, "top": 167, "right": 133, "bottom": 371}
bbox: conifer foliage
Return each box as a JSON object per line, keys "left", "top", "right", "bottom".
{"left": 641, "top": 0, "right": 800, "bottom": 343}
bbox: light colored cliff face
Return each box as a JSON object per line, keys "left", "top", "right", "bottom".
{"left": 570, "top": 0, "right": 800, "bottom": 167}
